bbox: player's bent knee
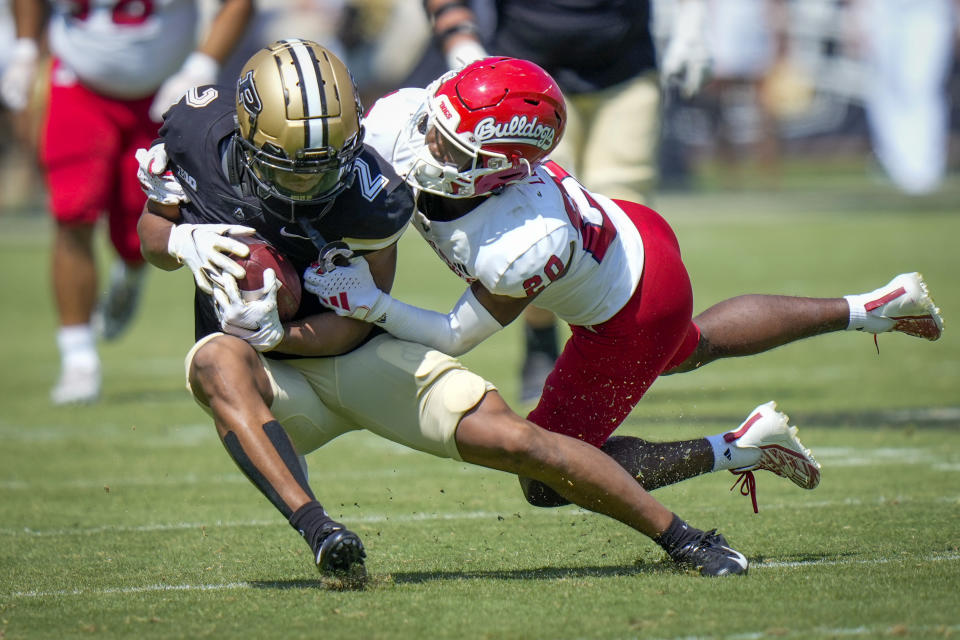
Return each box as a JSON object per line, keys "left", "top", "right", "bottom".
{"left": 186, "top": 334, "right": 262, "bottom": 405}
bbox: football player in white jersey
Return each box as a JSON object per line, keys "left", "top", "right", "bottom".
{"left": 303, "top": 57, "right": 943, "bottom": 512}
{"left": 138, "top": 41, "right": 756, "bottom": 581}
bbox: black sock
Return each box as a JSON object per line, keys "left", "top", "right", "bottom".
{"left": 289, "top": 501, "right": 337, "bottom": 557}
{"left": 654, "top": 514, "right": 702, "bottom": 556}
{"left": 525, "top": 323, "right": 559, "bottom": 359}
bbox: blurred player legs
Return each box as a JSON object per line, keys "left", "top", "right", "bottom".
{"left": 44, "top": 71, "right": 154, "bottom": 404}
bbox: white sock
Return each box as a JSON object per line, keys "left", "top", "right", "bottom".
{"left": 706, "top": 433, "right": 761, "bottom": 471}
{"left": 57, "top": 324, "right": 99, "bottom": 371}
{"left": 843, "top": 292, "right": 894, "bottom": 333}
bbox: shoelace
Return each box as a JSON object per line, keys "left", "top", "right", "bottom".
{"left": 730, "top": 469, "right": 759, "bottom": 513}
{"left": 672, "top": 528, "right": 721, "bottom": 559}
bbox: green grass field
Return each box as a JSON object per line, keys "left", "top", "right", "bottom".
{"left": 1, "top": 169, "right": 959, "bottom": 639}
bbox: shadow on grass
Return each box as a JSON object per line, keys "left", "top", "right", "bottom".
{"left": 389, "top": 561, "right": 676, "bottom": 584}
{"left": 248, "top": 561, "right": 677, "bottom": 591}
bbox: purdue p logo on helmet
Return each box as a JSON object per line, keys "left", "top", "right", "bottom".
{"left": 234, "top": 39, "right": 365, "bottom": 211}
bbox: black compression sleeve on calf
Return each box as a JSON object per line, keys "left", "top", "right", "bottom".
{"left": 221, "top": 421, "right": 315, "bottom": 519}
{"left": 524, "top": 323, "right": 559, "bottom": 359}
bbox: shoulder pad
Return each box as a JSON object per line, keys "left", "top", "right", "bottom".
{"left": 479, "top": 223, "right": 573, "bottom": 298}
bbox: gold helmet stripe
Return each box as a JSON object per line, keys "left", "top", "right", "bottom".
{"left": 281, "top": 38, "right": 328, "bottom": 151}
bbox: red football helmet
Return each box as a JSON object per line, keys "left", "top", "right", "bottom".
{"left": 406, "top": 57, "right": 566, "bottom": 198}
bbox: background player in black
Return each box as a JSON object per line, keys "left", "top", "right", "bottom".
{"left": 137, "top": 39, "right": 756, "bottom": 581}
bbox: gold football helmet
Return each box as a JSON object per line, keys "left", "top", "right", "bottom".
{"left": 234, "top": 39, "right": 364, "bottom": 211}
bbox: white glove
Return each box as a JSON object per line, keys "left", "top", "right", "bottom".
{"left": 167, "top": 223, "right": 256, "bottom": 294}
{"left": 446, "top": 39, "right": 488, "bottom": 71}
{"left": 0, "top": 38, "right": 39, "bottom": 111}
{"left": 303, "top": 257, "right": 390, "bottom": 322}
{"left": 660, "top": 0, "right": 712, "bottom": 98}
{"left": 136, "top": 144, "right": 190, "bottom": 205}
{"left": 212, "top": 269, "right": 284, "bottom": 352}
{"left": 149, "top": 52, "right": 220, "bottom": 122}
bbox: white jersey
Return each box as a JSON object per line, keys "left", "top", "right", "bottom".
{"left": 365, "top": 89, "right": 646, "bottom": 327}
{"left": 48, "top": 0, "right": 198, "bottom": 98}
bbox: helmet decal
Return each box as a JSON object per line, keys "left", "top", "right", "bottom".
{"left": 237, "top": 70, "right": 262, "bottom": 121}
{"left": 473, "top": 115, "right": 556, "bottom": 151}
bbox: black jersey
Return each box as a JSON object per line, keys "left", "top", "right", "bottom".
{"left": 403, "top": 1, "right": 655, "bottom": 96}
{"left": 158, "top": 86, "right": 414, "bottom": 354}
{"left": 491, "top": 0, "right": 655, "bottom": 94}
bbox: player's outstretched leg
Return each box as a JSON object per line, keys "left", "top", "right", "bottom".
{"left": 456, "top": 391, "right": 748, "bottom": 576}
{"left": 845, "top": 272, "right": 943, "bottom": 341}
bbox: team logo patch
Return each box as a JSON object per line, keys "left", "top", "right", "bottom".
{"left": 237, "top": 70, "right": 262, "bottom": 118}
{"left": 473, "top": 115, "right": 556, "bottom": 150}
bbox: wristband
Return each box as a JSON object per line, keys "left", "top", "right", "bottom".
{"left": 429, "top": 0, "right": 470, "bottom": 24}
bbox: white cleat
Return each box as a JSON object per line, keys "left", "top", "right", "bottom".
{"left": 852, "top": 272, "right": 943, "bottom": 341}
{"left": 50, "top": 365, "right": 100, "bottom": 406}
{"left": 725, "top": 402, "right": 821, "bottom": 512}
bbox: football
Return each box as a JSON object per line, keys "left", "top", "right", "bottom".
{"left": 235, "top": 237, "right": 302, "bottom": 321}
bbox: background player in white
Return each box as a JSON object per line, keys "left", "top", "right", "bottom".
{"left": 0, "top": 0, "right": 253, "bottom": 405}
{"left": 138, "top": 40, "right": 752, "bottom": 580}
{"left": 855, "top": 0, "right": 958, "bottom": 195}
{"left": 304, "top": 57, "right": 943, "bottom": 509}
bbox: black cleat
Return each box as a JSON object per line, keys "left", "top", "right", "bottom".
{"left": 316, "top": 525, "right": 367, "bottom": 588}
{"left": 669, "top": 529, "right": 749, "bottom": 576}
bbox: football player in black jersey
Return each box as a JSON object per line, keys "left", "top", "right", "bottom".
{"left": 138, "top": 39, "right": 752, "bottom": 582}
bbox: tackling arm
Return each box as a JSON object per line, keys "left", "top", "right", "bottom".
{"left": 278, "top": 245, "right": 400, "bottom": 357}
{"left": 303, "top": 254, "right": 530, "bottom": 356}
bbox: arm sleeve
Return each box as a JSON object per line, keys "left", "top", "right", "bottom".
{"left": 372, "top": 286, "right": 503, "bottom": 356}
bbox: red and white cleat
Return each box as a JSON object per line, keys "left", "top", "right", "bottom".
{"left": 726, "top": 401, "right": 821, "bottom": 512}
{"left": 847, "top": 272, "right": 943, "bottom": 341}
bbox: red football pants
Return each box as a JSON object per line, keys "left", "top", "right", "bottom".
{"left": 41, "top": 60, "right": 156, "bottom": 263}
{"left": 527, "top": 201, "right": 700, "bottom": 448}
